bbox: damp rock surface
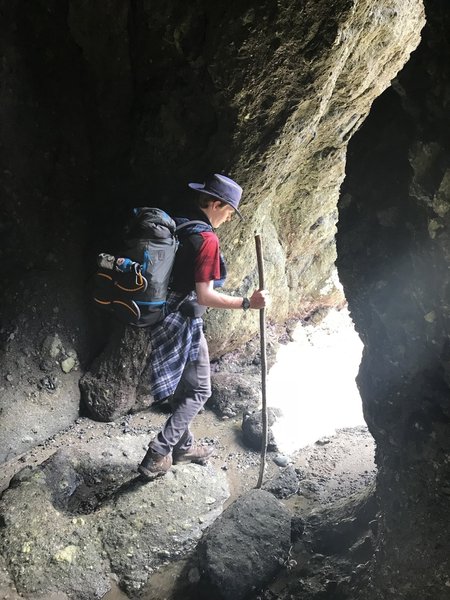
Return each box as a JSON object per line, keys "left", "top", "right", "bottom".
{"left": 103, "top": 465, "right": 229, "bottom": 596}
{"left": 195, "top": 489, "right": 291, "bottom": 600}
{"left": 241, "top": 407, "right": 282, "bottom": 451}
{"left": 0, "top": 446, "right": 229, "bottom": 599}
{"left": 208, "top": 372, "right": 261, "bottom": 418}
{"left": 0, "top": 409, "right": 376, "bottom": 600}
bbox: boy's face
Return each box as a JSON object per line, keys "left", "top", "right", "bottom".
{"left": 209, "top": 201, "right": 235, "bottom": 228}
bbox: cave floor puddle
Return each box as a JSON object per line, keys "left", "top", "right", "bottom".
{"left": 267, "top": 306, "right": 365, "bottom": 455}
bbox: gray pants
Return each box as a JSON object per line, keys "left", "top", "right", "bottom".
{"left": 150, "top": 331, "right": 211, "bottom": 456}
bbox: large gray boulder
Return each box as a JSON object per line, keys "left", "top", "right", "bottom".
{"left": 0, "top": 446, "right": 229, "bottom": 599}
{"left": 79, "top": 324, "right": 153, "bottom": 422}
{"left": 208, "top": 372, "right": 261, "bottom": 418}
{"left": 196, "top": 488, "right": 291, "bottom": 600}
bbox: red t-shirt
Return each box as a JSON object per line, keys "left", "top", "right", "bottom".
{"left": 170, "top": 227, "right": 221, "bottom": 294}
{"left": 195, "top": 231, "right": 221, "bottom": 283}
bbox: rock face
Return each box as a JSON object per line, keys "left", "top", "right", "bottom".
{"left": 0, "top": 447, "right": 229, "bottom": 599}
{"left": 336, "top": 1, "right": 450, "bottom": 598}
{"left": 208, "top": 372, "right": 261, "bottom": 418}
{"left": 195, "top": 489, "right": 291, "bottom": 600}
{"left": 79, "top": 324, "right": 154, "bottom": 421}
{"left": 77, "top": 0, "right": 425, "bottom": 412}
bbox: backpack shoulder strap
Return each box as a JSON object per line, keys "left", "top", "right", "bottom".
{"left": 175, "top": 219, "right": 212, "bottom": 233}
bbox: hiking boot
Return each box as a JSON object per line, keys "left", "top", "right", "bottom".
{"left": 138, "top": 448, "right": 172, "bottom": 480}
{"left": 173, "top": 443, "right": 215, "bottom": 465}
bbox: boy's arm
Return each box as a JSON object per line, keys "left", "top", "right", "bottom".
{"left": 195, "top": 281, "right": 269, "bottom": 310}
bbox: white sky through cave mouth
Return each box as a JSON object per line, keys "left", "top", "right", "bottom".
{"left": 266, "top": 306, "right": 365, "bottom": 455}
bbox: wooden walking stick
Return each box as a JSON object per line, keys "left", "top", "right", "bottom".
{"left": 255, "top": 234, "right": 268, "bottom": 489}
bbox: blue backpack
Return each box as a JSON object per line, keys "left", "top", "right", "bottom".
{"left": 92, "top": 208, "right": 209, "bottom": 327}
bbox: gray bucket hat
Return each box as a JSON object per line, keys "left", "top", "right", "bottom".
{"left": 188, "top": 173, "right": 244, "bottom": 220}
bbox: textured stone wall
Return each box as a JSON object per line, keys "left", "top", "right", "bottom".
{"left": 76, "top": 0, "right": 424, "bottom": 415}
{"left": 0, "top": 0, "right": 425, "bottom": 356}
{"left": 337, "top": 1, "right": 450, "bottom": 597}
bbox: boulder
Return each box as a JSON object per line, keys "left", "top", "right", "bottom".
{"left": 0, "top": 446, "right": 229, "bottom": 598}
{"left": 79, "top": 324, "right": 153, "bottom": 421}
{"left": 196, "top": 489, "right": 291, "bottom": 600}
{"left": 208, "top": 372, "right": 261, "bottom": 418}
{"left": 241, "top": 407, "right": 281, "bottom": 451}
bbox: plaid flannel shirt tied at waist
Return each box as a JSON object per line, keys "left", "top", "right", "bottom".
{"left": 149, "top": 291, "right": 203, "bottom": 402}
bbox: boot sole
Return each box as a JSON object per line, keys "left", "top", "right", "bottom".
{"left": 173, "top": 457, "right": 208, "bottom": 465}
{"left": 172, "top": 452, "right": 214, "bottom": 466}
{"left": 137, "top": 465, "right": 169, "bottom": 480}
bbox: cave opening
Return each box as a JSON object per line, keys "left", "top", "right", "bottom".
{"left": 267, "top": 287, "right": 365, "bottom": 455}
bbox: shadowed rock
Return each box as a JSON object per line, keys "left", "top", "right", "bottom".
{"left": 79, "top": 325, "right": 153, "bottom": 421}
{"left": 195, "top": 489, "right": 291, "bottom": 600}
{"left": 263, "top": 465, "right": 300, "bottom": 499}
{"left": 208, "top": 372, "right": 261, "bottom": 418}
{"left": 336, "top": 2, "right": 450, "bottom": 596}
{"left": 0, "top": 447, "right": 229, "bottom": 598}
{"left": 241, "top": 407, "right": 281, "bottom": 451}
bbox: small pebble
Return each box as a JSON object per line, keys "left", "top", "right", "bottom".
{"left": 316, "top": 437, "right": 331, "bottom": 446}
{"left": 273, "top": 454, "right": 289, "bottom": 467}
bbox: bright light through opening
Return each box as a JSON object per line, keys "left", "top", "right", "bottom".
{"left": 267, "top": 306, "right": 365, "bottom": 455}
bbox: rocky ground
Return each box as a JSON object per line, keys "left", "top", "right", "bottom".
{"left": 0, "top": 306, "right": 376, "bottom": 600}
{"left": 0, "top": 400, "right": 375, "bottom": 600}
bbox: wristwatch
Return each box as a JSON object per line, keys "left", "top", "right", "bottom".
{"left": 242, "top": 297, "right": 251, "bottom": 310}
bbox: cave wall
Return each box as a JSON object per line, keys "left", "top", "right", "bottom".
{"left": 0, "top": 0, "right": 425, "bottom": 354}
{"left": 336, "top": 0, "right": 450, "bottom": 597}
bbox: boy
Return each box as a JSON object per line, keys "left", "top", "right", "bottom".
{"left": 138, "top": 174, "right": 269, "bottom": 479}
